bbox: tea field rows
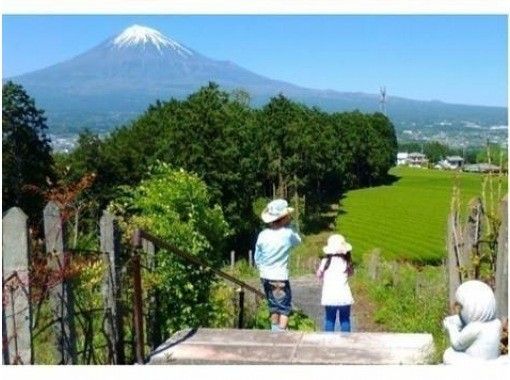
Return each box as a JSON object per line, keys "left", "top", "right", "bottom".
{"left": 336, "top": 167, "right": 507, "bottom": 263}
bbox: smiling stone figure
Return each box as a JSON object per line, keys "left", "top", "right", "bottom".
{"left": 443, "top": 280, "right": 506, "bottom": 364}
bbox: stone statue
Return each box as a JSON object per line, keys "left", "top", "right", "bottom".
{"left": 443, "top": 280, "right": 505, "bottom": 364}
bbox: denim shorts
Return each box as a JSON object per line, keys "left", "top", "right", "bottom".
{"left": 261, "top": 278, "right": 292, "bottom": 316}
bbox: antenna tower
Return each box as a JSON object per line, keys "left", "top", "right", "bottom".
{"left": 379, "top": 86, "right": 387, "bottom": 116}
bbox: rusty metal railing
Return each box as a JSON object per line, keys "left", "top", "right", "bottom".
{"left": 130, "top": 228, "right": 264, "bottom": 364}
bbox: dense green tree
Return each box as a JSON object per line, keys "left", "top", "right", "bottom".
{"left": 367, "top": 112, "right": 398, "bottom": 181}
{"left": 258, "top": 94, "right": 307, "bottom": 198}
{"left": 424, "top": 142, "right": 455, "bottom": 163}
{"left": 2, "top": 81, "right": 55, "bottom": 224}
{"left": 475, "top": 143, "right": 508, "bottom": 167}
{"left": 64, "top": 83, "right": 397, "bottom": 253}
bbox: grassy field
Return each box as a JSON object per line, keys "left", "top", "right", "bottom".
{"left": 336, "top": 167, "right": 507, "bottom": 263}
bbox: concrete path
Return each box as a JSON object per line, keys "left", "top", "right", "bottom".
{"left": 291, "top": 275, "right": 358, "bottom": 332}
{"left": 291, "top": 275, "right": 324, "bottom": 329}
{"left": 148, "top": 328, "right": 435, "bottom": 364}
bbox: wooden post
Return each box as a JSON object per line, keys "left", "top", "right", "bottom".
{"left": 143, "top": 238, "right": 162, "bottom": 350}
{"left": 293, "top": 176, "right": 300, "bottom": 232}
{"left": 367, "top": 250, "right": 381, "bottom": 281}
{"left": 131, "top": 230, "right": 144, "bottom": 364}
{"left": 2, "top": 207, "right": 33, "bottom": 364}
{"left": 495, "top": 196, "right": 508, "bottom": 320}
{"left": 462, "top": 198, "right": 484, "bottom": 279}
{"left": 307, "top": 257, "right": 312, "bottom": 274}
{"left": 230, "top": 251, "right": 235, "bottom": 270}
{"left": 132, "top": 252, "right": 144, "bottom": 364}
{"left": 248, "top": 250, "right": 253, "bottom": 267}
{"left": 237, "top": 289, "right": 245, "bottom": 329}
{"left": 100, "top": 210, "right": 124, "bottom": 364}
{"left": 447, "top": 212, "right": 463, "bottom": 311}
{"left": 2, "top": 307, "right": 9, "bottom": 364}
{"left": 43, "top": 201, "right": 77, "bottom": 364}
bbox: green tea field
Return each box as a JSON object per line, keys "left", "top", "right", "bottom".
{"left": 336, "top": 167, "right": 508, "bottom": 263}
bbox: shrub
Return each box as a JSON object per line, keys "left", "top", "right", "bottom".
{"left": 247, "top": 303, "right": 316, "bottom": 332}
{"left": 228, "top": 258, "right": 258, "bottom": 280}
{"left": 108, "top": 162, "right": 231, "bottom": 334}
{"left": 208, "top": 282, "right": 237, "bottom": 328}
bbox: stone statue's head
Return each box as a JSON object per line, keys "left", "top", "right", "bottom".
{"left": 456, "top": 280, "right": 496, "bottom": 324}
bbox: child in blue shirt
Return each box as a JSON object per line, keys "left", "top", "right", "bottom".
{"left": 254, "top": 199, "right": 302, "bottom": 331}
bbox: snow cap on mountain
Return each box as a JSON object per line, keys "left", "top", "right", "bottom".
{"left": 112, "top": 24, "right": 193, "bottom": 56}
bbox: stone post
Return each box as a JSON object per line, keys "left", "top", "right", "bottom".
{"left": 2, "top": 207, "right": 33, "bottom": 364}
{"left": 100, "top": 210, "right": 124, "bottom": 364}
{"left": 43, "top": 201, "right": 77, "bottom": 364}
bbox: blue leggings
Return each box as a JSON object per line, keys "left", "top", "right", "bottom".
{"left": 324, "top": 305, "right": 351, "bottom": 332}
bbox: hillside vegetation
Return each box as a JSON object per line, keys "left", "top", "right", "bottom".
{"left": 336, "top": 166, "right": 507, "bottom": 263}
{"left": 58, "top": 83, "right": 397, "bottom": 252}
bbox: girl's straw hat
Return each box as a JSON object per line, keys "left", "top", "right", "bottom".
{"left": 323, "top": 234, "right": 352, "bottom": 254}
{"left": 261, "top": 199, "right": 294, "bottom": 223}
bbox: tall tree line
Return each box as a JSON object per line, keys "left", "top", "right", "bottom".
{"left": 3, "top": 81, "right": 397, "bottom": 251}
{"left": 62, "top": 83, "right": 397, "bottom": 250}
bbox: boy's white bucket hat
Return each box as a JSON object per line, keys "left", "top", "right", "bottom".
{"left": 261, "top": 199, "right": 294, "bottom": 223}
{"left": 323, "top": 234, "right": 352, "bottom": 254}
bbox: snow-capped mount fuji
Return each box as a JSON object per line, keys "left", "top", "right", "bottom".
{"left": 7, "top": 24, "right": 507, "bottom": 135}
{"left": 14, "top": 24, "right": 274, "bottom": 91}
{"left": 112, "top": 25, "right": 193, "bottom": 55}
{"left": 9, "top": 24, "right": 305, "bottom": 133}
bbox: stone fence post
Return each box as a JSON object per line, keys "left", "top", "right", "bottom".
{"left": 100, "top": 210, "right": 124, "bottom": 364}
{"left": 2, "top": 207, "right": 33, "bottom": 364}
{"left": 43, "top": 201, "right": 77, "bottom": 364}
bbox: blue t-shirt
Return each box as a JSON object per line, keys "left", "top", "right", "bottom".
{"left": 254, "top": 226, "right": 301, "bottom": 280}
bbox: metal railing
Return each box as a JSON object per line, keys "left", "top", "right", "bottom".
{"left": 130, "top": 228, "right": 265, "bottom": 363}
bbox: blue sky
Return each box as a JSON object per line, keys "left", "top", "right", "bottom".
{"left": 2, "top": 15, "right": 508, "bottom": 107}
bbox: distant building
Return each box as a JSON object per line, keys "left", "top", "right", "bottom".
{"left": 463, "top": 163, "right": 502, "bottom": 173}
{"left": 407, "top": 152, "right": 428, "bottom": 166}
{"left": 446, "top": 156, "right": 464, "bottom": 169}
{"left": 435, "top": 156, "right": 464, "bottom": 170}
{"left": 397, "top": 152, "right": 428, "bottom": 167}
{"left": 397, "top": 152, "right": 409, "bottom": 166}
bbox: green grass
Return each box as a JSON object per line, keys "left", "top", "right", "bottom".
{"left": 351, "top": 255, "right": 449, "bottom": 363}
{"left": 336, "top": 167, "right": 507, "bottom": 263}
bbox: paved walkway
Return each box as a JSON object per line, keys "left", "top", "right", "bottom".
{"left": 291, "top": 275, "right": 358, "bottom": 332}
{"left": 291, "top": 275, "right": 325, "bottom": 330}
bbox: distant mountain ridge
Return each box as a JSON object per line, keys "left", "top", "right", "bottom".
{"left": 7, "top": 25, "right": 507, "bottom": 135}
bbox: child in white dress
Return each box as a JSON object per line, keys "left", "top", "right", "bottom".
{"left": 316, "top": 234, "right": 354, "bottom": 332}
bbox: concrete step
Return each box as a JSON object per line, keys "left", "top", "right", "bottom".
{"left": 148, "top": 328, "right": 435, "bottom": 365}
